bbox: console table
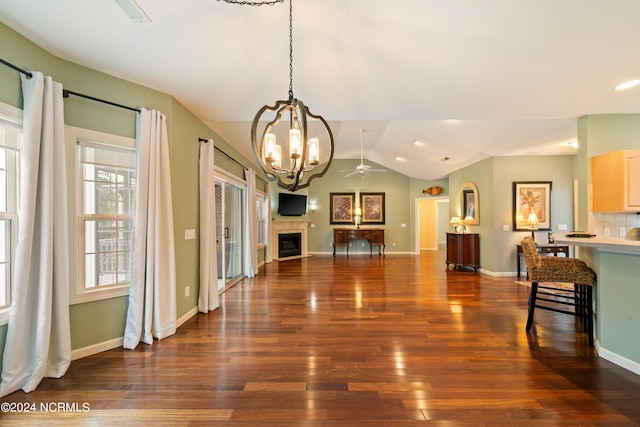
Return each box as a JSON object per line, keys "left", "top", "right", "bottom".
{"left": 333, "top": 228, "right": 385, "bottom": 256}
{"left": 446, "top": 233, "right": 480, "bottom": 271}
{"left": 516, "top": 243, "right": 569, "bottom": 279}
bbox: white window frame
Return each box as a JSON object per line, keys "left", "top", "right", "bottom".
{"left": 67, "top": 126, "right": 135, "bottom": 304}
{"left": 0, "top": 102, "right": 22, "bottom": 325}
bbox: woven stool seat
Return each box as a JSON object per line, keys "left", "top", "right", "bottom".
{"left": 520, "top": 236, "right": 596, "bottom": 346}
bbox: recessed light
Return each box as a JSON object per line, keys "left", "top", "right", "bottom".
{"left": 395, "top": 156, "right": 405, "bottom": 161}
{"left": 615, "top": 80, "right": 640, "bottom": 91}
{"left": 441, "top": 157, "right": 451, "bottom": 162}
{"left": 414, "top": 140, "right": 423, "bottom": 146}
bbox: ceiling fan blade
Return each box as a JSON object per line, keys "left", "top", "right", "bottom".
{"left": 344, "top": 171, "right": 359, "bottom": 177}
{"left": 369, "top": 169, "right": 387, "bottom": 173}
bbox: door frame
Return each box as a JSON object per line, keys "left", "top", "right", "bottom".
{"left": 415, "top": 196, "right": 449, "bottom": 253}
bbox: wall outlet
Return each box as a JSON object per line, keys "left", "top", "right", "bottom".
{"left": 557, "top": 224, "right": 568, "bottom": 231}
{"left": 503, "top": 224, "right": 509, "bottom": 231}
{"left": 184, "top": 285, "right": 190, "bottom": 297}
{"left": 310, "top": 223, "right": 315, "bottom": 228}
{"left": 184, "top": 229, "right": 196, "bottom": 240}
{"left": 392, "top": 242, "right": 396, "bottom": 247}
{"left": 401, "top": 223, "right": 407, "bottom": 228}
{"left": 620, "top": 227, "right": 626, "bottom": 237}
{"left": 604, "top": 227, "right": 611, "bottom": 237}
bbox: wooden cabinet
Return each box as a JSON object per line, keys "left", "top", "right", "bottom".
{"left": 446, "top": 233, "right": 480, "bottom": 271}
{"left": 334, "top": 229, "right": 350, "bottom": 245}
{"left": 333, "top": 228, "right": 385, "bottom": 256}
{"left": 592, "top": 150, "right": 640, "bottom": 212}
{"left": 370, "top": 230, "right": 384, "bottom": 246}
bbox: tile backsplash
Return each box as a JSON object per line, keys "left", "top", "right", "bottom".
{"left": 589, "top": 212, "right": 640, "bottom": 238}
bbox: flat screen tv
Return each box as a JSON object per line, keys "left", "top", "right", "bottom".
{"left": 278, "top": 192, "right": 307, "bottom": 216}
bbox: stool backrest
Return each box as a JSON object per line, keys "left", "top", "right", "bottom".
{"left": 521, "top": 236, "right": 541, "bottom": 270}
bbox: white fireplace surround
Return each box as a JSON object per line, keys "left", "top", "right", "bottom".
{"left": 271, "top": 220, "right": 310, "bottom": 261}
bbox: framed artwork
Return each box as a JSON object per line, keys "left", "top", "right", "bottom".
{"left": 330, "top": 192, "right": 355, "bottom": 224}
{"left": 513, "top": 181, "right": 552, "bottom": 231}
{"left": 360, "top": 192, "right": 385, "bottom": 224}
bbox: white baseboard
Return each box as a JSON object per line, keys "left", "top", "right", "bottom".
{"left": 596, "top": 342, "right": 640, "bottom": 376}
{"left": 480, "top": 270, "right": 519, "bottom": 277}
{"left": 71, "top": 337, "right": 124, "bottom": 361}
{"left": 71, "top": 307, "right": 200, "bottom": 361}
{"left": 177, "top": 306, "right": 199, "bottom": 327}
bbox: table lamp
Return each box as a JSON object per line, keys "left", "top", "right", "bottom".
{"left": 450, "top": 216, "right": 463, "bottom": 233}
{"left": 527, "top": 211, "right": 539, "bottom": 241}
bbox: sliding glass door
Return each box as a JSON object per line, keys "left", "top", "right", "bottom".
{"left": 215, "top": 179, "right": 244, "bottom": 292}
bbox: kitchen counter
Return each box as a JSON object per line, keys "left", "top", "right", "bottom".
{"left": 555, "top": 235, "right": 640, "bottom": 254}
{"left": 555, "top": 233, "right": 640, "bottom": 376}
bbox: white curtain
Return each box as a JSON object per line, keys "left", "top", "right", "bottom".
{"left": 265, "top": 182, "right": 273, "bottom": 264}
{"left": 198, "top": 140, "right": 220, "bottom": 312}
{"left": 244, "top": 168, "right": 258, "bottom": 277}
{"left": 124, "top": 108, "right": 177, "bottom": 349}
{"left": 0, "top": 72, "right": 70, "bottom": 397}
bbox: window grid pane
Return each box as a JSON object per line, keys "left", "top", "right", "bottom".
{"left": 78, "top": 139, "right": 135, "bottom": 291}
{"left": 0, "top": 115, "right": 20, "bottom": 309}
{"left": 0, "top": 219, "right": 11, "bottom": 307}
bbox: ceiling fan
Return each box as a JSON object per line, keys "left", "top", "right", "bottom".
{"left": 342, "top": 129, "right": 388, "bottom": 177}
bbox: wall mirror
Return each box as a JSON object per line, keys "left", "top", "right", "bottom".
{"left": 458, "top": 181, "right": 479, "bottom": 225}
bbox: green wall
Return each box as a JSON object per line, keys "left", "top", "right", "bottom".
{"left": 6, "top": 19, "right": 639, "bottom": 373}
{"left": 575, "top": 113, "right": 640, "bottom": 366}
{"left": 449, "top": 155, "right": 575, "bottom": 274}
{"left": 0, "top": 23, "right": 259, "bottom": 362}
{"left": 292, "top": 158, "right": 449, "bottom": 254}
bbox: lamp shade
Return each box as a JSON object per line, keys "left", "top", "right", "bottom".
{"left": 450, "top": 216, "right": 462, "bottom": 225}
{"left": 527, "top": 211, "right": 539, "bottom": 227}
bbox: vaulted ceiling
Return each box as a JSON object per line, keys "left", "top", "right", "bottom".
{"left": 2, "top": 0, "right": 640, "bottom": 179}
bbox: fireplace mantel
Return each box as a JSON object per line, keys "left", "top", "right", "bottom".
{"left": 271, "top": 220, "right": 310, "bottom": 261}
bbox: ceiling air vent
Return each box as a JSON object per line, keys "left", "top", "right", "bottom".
{"left": 113, "top": 0, "right": 151, "bottom": 23}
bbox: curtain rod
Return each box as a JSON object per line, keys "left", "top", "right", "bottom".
{"left": 0, "top": 58, "right": 33, "bottom": 78}
{"left": 199, "top": 137, "right": 268, "bottom": 186}
{"left": 0, "top": 57, "right": 140, "bottom": 113}
{"left": 63, "top": 89, "right": 140, "bottom": 113}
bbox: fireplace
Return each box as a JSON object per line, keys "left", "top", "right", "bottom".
{"left": 278, "top": 233, "right": 302, "bottom": 258}
{"left": 271, "top": 220, "right": 309, "bottom": 261}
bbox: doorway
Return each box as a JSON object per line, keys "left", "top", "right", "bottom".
{"left": 215, "top": 179, "right": 244, "bottom": 292}
{"left": 416, "top": 198, "right": 449, "bottom": 252}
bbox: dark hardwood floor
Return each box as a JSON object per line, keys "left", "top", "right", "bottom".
{"left": 2, "top": 249, "right": 640, "bottom": 426}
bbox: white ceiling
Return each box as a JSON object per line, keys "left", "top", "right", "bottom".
{"left": 2, "top": 0, "right": 640, "bottom": 179}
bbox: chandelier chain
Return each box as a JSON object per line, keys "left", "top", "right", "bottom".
{"left": 288, "top": 0, "right": 293, "bottom": 99}
{"left": 215, "top": 0, "right": 284, "bottom": 6}
{"left": 216, "top": 0, "right": 294, "bottom": 98}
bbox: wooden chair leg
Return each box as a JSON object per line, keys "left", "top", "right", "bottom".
{"left": 586, "top": 285, "right": 594, "bottom": 347}
{"left": 574, "top": 284, "right": 583, "bottom": 321}
{"left": 526, "top": 282, "right": 538, "bottom": 331}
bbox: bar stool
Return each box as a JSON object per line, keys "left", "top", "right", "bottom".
{"left": 520, "top": 236, "right": 596, "bottom": 346}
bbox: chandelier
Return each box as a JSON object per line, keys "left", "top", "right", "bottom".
{"left": 246, "top": 0, "right": 335, "bottom": 191}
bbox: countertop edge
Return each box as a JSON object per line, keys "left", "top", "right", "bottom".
{"left": 555, "top": 235, "right": 640, "bottom": 254}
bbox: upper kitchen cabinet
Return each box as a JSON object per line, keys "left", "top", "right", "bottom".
{"left": 592, "top": 150, "right": 640, "bottom": 212}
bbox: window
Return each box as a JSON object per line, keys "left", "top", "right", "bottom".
{"left": 0, "top": 103, "right": 22, "bottom": 323}
{"left": 68, "top": 126, "right": 136, "bottom": 303}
